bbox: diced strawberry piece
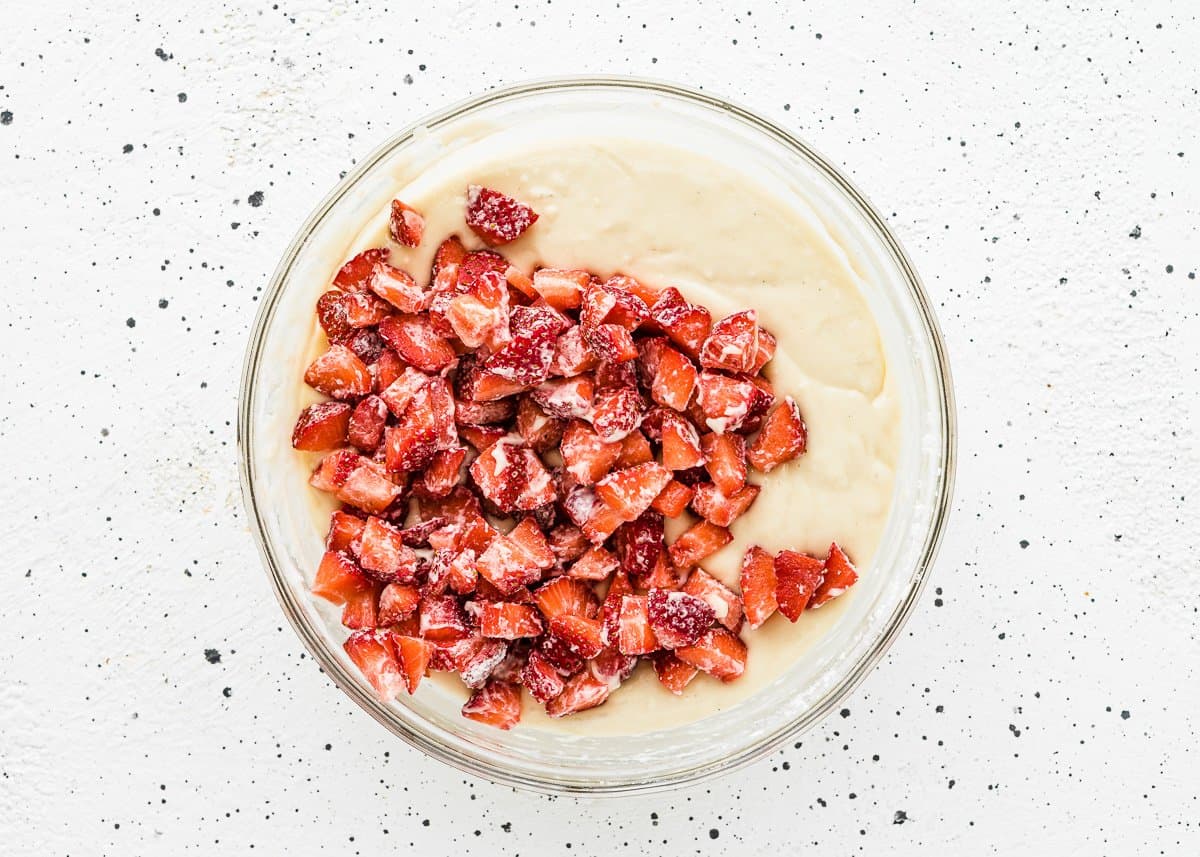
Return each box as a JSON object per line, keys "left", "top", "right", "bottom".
{"left": 646, "top": 587, "right": 715, "bottom": 649}
{"left": 591, "top": 385, "right": 644, "bottom": 443}
{"left": 309, "top": 449, "right": 361, "bottom": 493}
{"left": 547, "top": 615, "right": 605, "bottom": 658}
{"left": 479, "top": 602, "right": 544, "bottom": 639}
{"left": 490, "top": 643, "right": 531, "bottom": 685}
{"left": 369, "top": 263, "right": 426, "bottom": 313}
{"left": 458, "top": 424, "right": 508, "bottom": 452}
{"left": 599, "top": 570, "right": 633, "bottom": 647}
{"left": 391, "top": 516, "right": 445, "bottom": 548}
{"left": 465, "top": 185, "right": 539, "bottom": 245}
{"left": 432, "top": 235, "right": 468, "bottom": 275}
{"left": 738, "top": 546, "right": 778, "bottom": 629}
{"left": 333, "top": 248, "right": 389, "bottom": 292}
{"left": 454, "top": 396, "right": 516, "bottom": 426}
{"left": 340, "top": 291, "right": 391, "bottom": 328}
{"left": 337, "top": 463, "right": 404, "bottom": 514}
{"left": 811, "top": 542, "right": 859, "bottom": 608}
{"left": 581, "top": 501, "right": 624, "bottom": 545}
{"left": 461, "top": 366, "right": 532, "bottom": 401}
{"left": 563, "top": 545, "right": 614, "bottom": 581}
{"left": 516, "top": 395, "right": 565, "bottom": 453}
{"left": 532, "top": 375, "right": 595, "bottom": 420}
{"left": 377, "top": 582, "right": 421, "bottom": 625}
{"left": 316, "top": 290, "right": 353, "bottom": 339}
{"left": 346, "top": 395, "right": 387, "bottom": 453}
{"left": 304, "top": 344, "right": 372, "bottom": 400}
{"left": 442, "top": 548, "right": 477, "bottom": 594}
{"left": 701, "top": 431, "right": 747, "bottom": 495}
{"left": 370, "top": 348, "right": 405, "bottom": 393}
{"left": 545, "top": 672, "right": 610, "bottom": 717}
{"left": 614, "top": 510, "right": 664, "bottom": 582}
{"left": 340, "top": 585, "right": 380, "bottom": 630}
{"left": 477, "top": 534, "right": 544, "bottom": 595}
{"left": 419, "top": 594, "right": 469, "bottom": 641}
{"left": 589, "top": 647, "right": 639, "bottom": 687}
{"left": 649, "top": 287, "right": 712, "bottom": 358}
{"left": 643, "top": 549, "right": 681, "bottom": 589}
{"left": 695, "top": 371, "right": 760, "bottom": 434}
{"left": 548, "top": 524, "right": 589, "bottom": 563}
{"left": 326, "top": 510, "right": 366, "bottom": 552}
{"left": 388, "top": 199, "right": 425, "bottom": 247}
{"left": 581, "top": 280, "right": 650, "bottom": 332}
{"left": 690, "top": 482, "right": 760, "bottom": 527}
{"left": 504, "top": 264, "right": 537, "bottom": 299}
{"left": 773, "top": 549, "right": 824, "bottom": 620}
{"left": 682, "top": 568, "right": 744, "bottom": 631}
{"left": 384, "top": 395, "right": 438, "bottom": 473}
{"left": 675, "top": 627, "right": 747, "bottom": 682}
{"left": 520, "top": 650, "right": 565, "bottom": 703}
{"left": 560, "top": 482, "right": 600, "bottom": 529}
{"left": 344, "top": 629, "right": 406, "bottom": 700}
{"left": 292, "top": 401, "right": 352, "bottom": 451}
{"left": 379, "top": 367, "right": 431, "bottom": 418}
{"left": 595, "top": 461, "right": 672, "bottom": 522}
{"left": 429, "top": 636, "right": 477, "bottom": 672}
{"left": 357, "top": 516, "right": 419, "bottom": 583}
{"left": 456, "top": 248, "right": 510, "bottom": 288}
{"left": 446, "top": 270, "right": 511, "bottom": 349}
{"left": 583, "top": 323, "right": 638, "bottom": 363}
{"left": 615, "top": 430, "right": 654, "bottom": 469}
{"left": 425, "top": 377, "right": 459, "bottom": 449}
{"left": 470, "top": 438, "right": 554, "bottom": 513}
{"left": 391, "top": 634, "right": 433, "bottom": 693}
{"left": 615, "top": 594, "right": 658, "bottom": 655}
{"left": 652, "top": 651, "right": 698, "bottom": 695}
{"left": 605, "top": 273, "right": 659, "bottom": 308}
{"left": 660, "top": 411, "right": 705, "bottom": 470}
{"left": 560, "top": 420, "right": 621, "bottom": 484}
{"left": 461, "top": 678, "right": 522, "bottom": 729}
{"left": 650, "top": 479, "right": 694, "bottom": 517}
{"left": 457, "top": 638, "right": 510, "bottom": 688}
{"left": 377, "top": 314, "right": 456, "bottom": 373}
{"left": 751, "top": 327, "right": 776, "bottom": 373}
{"left": 419, "top": 485, "right": 484, "bottom": 527}
{"left": 549, "top": 326, "right": 600, "bottom": 377}
{"left": 699, "top": 309, "right": 759, "bottom": 373}
{"left": 537, "top": 632, "right": 585, "bottom": 676}
{"left": 484, "top": 304, "right": 561, "bottom": 385}
{"left": 417, "top": 446, "right": 466, "bottom": 498}
{"left": 338, "top": 327, "right": 386, "bottom": 364}
{"left": 747, "top": 396, "right": 808, "bottom": 472}
{"left": 534, "top": 577, "right": 596, "bottom": 620}
{"left": 651, "top": 344, "right": 698, "bottom": 412}
{"left": 531, "top": 267, "right": 589, "bottom": 310}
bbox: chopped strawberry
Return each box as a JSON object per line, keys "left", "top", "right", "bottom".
{"left": 508, "top": 517, "right": 556, "bottom": 570}
{"left": 432, "top": 235, "right": 468, "bottom": 275}
{"left": 599, "top": 570, "right": 634, "bottom": 644}
{"left": 369, "top": 348, "right": 406, "bottom": 392}
{"left": 379, "top": 367, "right": 431, "bottom": 418}
{"left": 548, "top": 615, "right": 605, "bottom": 658}
{"left": 650, "top": 479, "right": 694, "bottom": 517}
{"left": 304, "top": 344, "right": 372, "bottom": 400}
{"left": 377, "top": 582, "right": 421, "bottom": 625}
{"left": 660, "top": 411, "right": 705, "bottom": 470}
{"left": 559, "top": 482, "right": 600, "bottom": 529}
{"left": 444, "top": 548, "right": 478, "bottom": 594}
{"left": 516, "top": 395, "right": 565, "bottom": 453}
{"left": 699, "top": 309, "right": 759, "bottom": 373}
{"left": 456, "top": 638, "right": 510, "bottom": 688}
{"left": 591, "top": 385, "right": 644, "bottom": 443}
{"left": 340, "top": 586, "right": 379, "bottom": 629}
{"left": 458, "top": 424, "right": 508, "bottom": 452}
{"left": 292, "top": 401, "right": 352, "bottom": 451}
{"left": 690, "top": 482, "right": 760, "bottom": 527}
{"left": 326, "top": 510, "right": 366, "bottom": 552}
{"left": 595, "top": 461, "right": 672, "bottom": 522}
{"left": 340, "top": 290, "right": 391, "bottom": 328}
{"left": 548, "top": 524, "right": 589, "bottom": 564}
{"left": 773, "top": 550, "right": 824, "bottom": 620}
{"left": 346, "top": 395, "right": 388, "bottom": 453}
{"left": 652, "top": 651, "right": 698, "bottom": 695}
{"left": 643, "top": 548, "right": 682, "bottom": 590}
{"left": 378, "top": 314, "right": 456, "bottom": 373}
{"left": 391, "top": 516, "right": 445, "bottom": 548}
{"left": 695, "top": 371, "right": 760, "bottom": 434}
{"left": 682, "top": 568, "right": 744, "bottom": 631}
{"left": 357, "top": 516, "right": 419, "bottom": 583}
{"left": 388, "top": 199, "right": 425, "bottom": 247}
{"left": 338, "top": 327, "right": 386, "bottom": 364}
{"left": 605, "top": 273, "right": 660, "bottom": 308}
{"left": 537, "top": 632, "right": 585, "bottom": 676}
{"left": 647, "top": 588, "right": 715, "bottom": 649}
{"left": 701, "top": 431, "right": 747, "bottom": 494}
{"left": 333, "top": 247, "right": 390, "bottom": 292}
{"left": 504, "top": 265, "right": 536, "bottom": 299}
{"left": 477, "top": 533, "right": 543, "bottom": 595}
{"left": 614, "top": 510, "right": 665, "bottom": 582}
{"left": 384, "top": 394, "right": 438, "bottom": 473}
{"left": 337, "top": 463, "right": 404, "bottom": 514}
{"left": 391, "top": 634, "right": 433, "bottom": 693}
{"left": 316, "top": 290, "right": 353, "bottom": 339}
{"left": 484, "top": 304, "right": 562, "bottom": 385}
{"left": 520, "top": 650, "right": 566, "bottom": 703}
{"left": 751, "top": 327, "right": 777, "bottom": 373}
{"left": 532, "top": 375, "right": 595, "bottom": 420}
{"left": 651, "top": 344, "right": 698, "bottom": 412}
{"left": 532, "top": 267, "right": 589, "bottom": 310}
{"left": 810, "top": 542, "right": 859, "bottom": 608}
{"left": 412, "top": 446, "right": 463, "bottom": 498}
{"left": 459, "top": 364, "right": 532, "bottom": 401}
{"left": 344, "top": 629, "right": 406, "bottom": 700}
{"left": 560, "top": 420, "right": 621, "bottom": 484}
{"left": 675, "top": 627, "right": 747, "bottom": 682}
{"left": 616, "top": 430, "right": 654, "bottom": 469}
{"left": 549, "top": 326, "right": 600, "bottom": 377}
{"left": 545, "top": 671, "right": 610, "bottom": 717}
{"left": 581, "top": 280, "right": 650, "bottom": 332}
{"left": 479, "top": 602, "right": 544, "bottom": 639}
{"left": 589, "top": 647, "right": 639, "bottom": 687}
{"left": 446, "top": 269, "right": 511, "bottom": 349}
{"left": 490, "top": 643, "right": 531, "bottom": 685}
{"left": 581, "top": 501, "right": 624, "bottom": 545}
{"left": 454, "top": 396, "right": 516, "bottom": 426}
{"left": 309, "top": 449, "right": 361, "bottom": 493}
{"left": 738, "top": 546, "right": 778, "bottom": 628}
{"left": 465, "top": 185, "right": 539, "bottom": 245}
{"left": 534, "top": 577, "right": 596, "bottom": 620}
{"left": 470, "top": 438, "right": 555, "bottom": 513}
{"left": 419, "top": 594, "right": 469, "bottom": 642}
{"left": 616, "top": 594, "right": 658, "bottom": 655}
{"left": 747, "top": 396, "right": 808, "bottom": 472}
{"left": 456, "top": 248, "right": 509, "bottom": 286}
{"left": 461, "top": 678, "right": 522, "bottom": 729}
{"left": 649, "top": 287, "right": 712, "bottom": 358}
{"left": 369, "top": 263, "right": 426, "bottom": 312}
{"left": 583, "top": 323, "right": 638, "bottom": 363}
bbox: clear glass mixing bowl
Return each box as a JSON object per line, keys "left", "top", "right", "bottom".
{"left": 237, "top": 77, "right": 956, "bottom": 795}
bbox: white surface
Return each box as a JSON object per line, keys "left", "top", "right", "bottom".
{"left": 2, "top": 1, "right": 1197, "bottom": 853}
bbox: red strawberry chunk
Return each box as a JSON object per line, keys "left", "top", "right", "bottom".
{"left": 484, "top": 304, "right": 561, "bottom": 385}
{"left": 591, "top": 385, "right": 644, "bottom": 443}
{"left": 521, "top": 650, "right": 565, "bottom": 703}
{"left": 462, "top": 678, "right": 523, "bottom": 729}
{"left": 477, "top": 534, "right": 543, "bottom": 595}
{"left": 446, "top": 270, "right": 511, "bottom": 349}
{"left": 337, "top": 463, "right": 404, "bottom": 514}
{"left": 444, "top": 548, "right": 478, "bottom": 594}
{"left": 583, "top": 323, "right": 638, "bottom": 363}
{"left": 560, "top": 420, "right": 621, "bottom": 485}
{"left": 391, "top": 634, "right": 433, "bottom": 693}
{"left": 455, "top": 396, "right": 516, "bottom": 426}
{"left": 379, "top": 367, "right": 431, "bottom": 418}
{"left": 747, "top": 396, "right": 808, "bottom": 472}
{"left": 459, "top": 424, "right": 508, "bottom": 452}
{"left": 432, "top": 235, "right": 467, "bottom": 276}
{"left": 388, "top": 199, "right": 425, "bottom": 247}
{"left": 534, "top": 577, "right": 597, "bottom": 620}
{"left": 690, "top": 482, "right": 760, "bottom": 527}
{"left": 316, "top": 291, "right": 353, "bottom": 339}
{"left": 651, "top": 479, "right": 694, "bottom": 517}
{"left": 651, "top": 345, "right": 698, "bottom": 411}
{"left": 537, "top": 632, "right": 585, "bottom": 676}
{"left": 548, "top": 524, "right": 589, "bottom": 564}
{"left": 347, "top": 395, "right": 388, "bottom": 453}
{"left": 490, "top": 643, "right": 530, "bottom": 685}
{"left": 811, "top": 542, "right": 859, "bottom": 608}
{"left": 581, "top": 281, "right": 650, "bottom": 332}
{"left": 456, "top": 247, "right": 509, "bottom": 286}
{"left": 774, "top": 550, "right": 825, "bottom": 620}
{"left": 739, "top": 546, "right": 778, "bottom": 629}
{"left": 370, "top": 348, "right": 405, "bottom": 392}
{"left": 652, "top": 651, "right": 699, "bottom": 695}
{"left": 695, "top": 371, "right": 761, "bottom": 434}
{"left": 357, "top": 516, "right": 419, "bottom": 583}
{"left": 378, "top": 314, "right": 456, "bottom": 373}
{"left": 546, "top": 671, "right": 610, "bottom": 717}
{"left": 304, "top": 344, "right": 372, "bottom": 400}
{"left": 595, "top": 461, "right": 672, "bottom": 522}
{"left": 333, "top": 248, "right": 389, "bottom": 292}
{"left": 617, "top": 594, "right": 659, "bottom": 655}
{"left": 532, "top": 267, "right": 589, "bottom": 310}
{"left": 459, "top": 366, "right": 531, "bottom": 402}
{"left": 326, "top": 510, "right": 366, "bottom": 552}
{"left": 581, "top": 501, "right": 625, "bottom": 545}
{"left": 369, "top": 263, "right": 426, "bottom": 312}
{"left": 479, "top": 602, "right": 544, "bottom": 639}
{"left": 418, "top": 446, "right": 467, "bottom": 498}
{"left": 560, "top": 482, "right": 600, "bottom": 529}
{"left": 378, "top": 582, "right": 421, "bottom": 625}
{"left": 532, "top": 376, "right": 595, "bottom": 420}
{"left": 675, "top": 627, "right": 747, "bottom": 682}
{"left": 470, "top": 438, "right": 555, "bottom": 513}
{"left": 589, "top": 648, "right": 639, "bottom": 688}
{"left": 344, "top": 629, "right": 406, "bottom": 701}
{"left": 516, "top": 395, "right": 565, "bottom": 453}
{"left": 643, "top": 549, "right": 681, "bottom": 589}
{"left": 341, "top": 291, "right": 391, "bottom": 328}
{"left": 700, "top": 309, "right": 759, "bottom": 373}
{"left": 649, "top": 287, "right": 712, "bottom": 358}
{"left": 616, "top": 430, "right": 654, "bottom": 469}
{"left": 606, "top": 273, "right": 660, "bottom": 308}
{"left": 419, "top": 594, "right": 469, "bottom": 642}
{"left": 614, "top": 510, "right": 665, "bottom": 583}
{"left": 394, "top": 516, "right": 448, "bottom": 547}
{"left": 550, "top": 327, "right": 601, "bottom": 378}
{"left": 682, "top": 568, "right": 744, "bottom": 631}
{"left": 312, "top": 549, "right": 373, "bottom": 605}
{"left": 647, "top": 588, "right": 716, "bottom": 649}
{"left": 465, "top": 185, "right": 539, "bottom": 246}
{"left": 548, "top": 615, "right": 605, "bottom": 658}
{"left": 456, "top": 638, "right": 510, "bottom": 688}
{"left": 568, "top": 545, "right": 619, "bottom": 580}
{"left": 338, "top": 327, "right": 386, "bottom": 364}
{"left": 309, "top": 449, "right": 361, "bottom": 493}
{"left": 508, "top": 517, "right": 556, "bottom": 570}
{"left": 384, "top": 387, "right": 441, "bottom": 473}
{"left": 503, "top": 265, "right": 536, "bottom": 299}
{"left": 292, "top": 401, "right": 352, "bottom": 451}
{"left": 339, "top": 585, "right": 378, "bottom": 629}
{"left": 751, "top": 327, "right": 777, "bottom": 373}
{"left": 599, "top": 570, "right": 634, "bottom": 645}
{"left": 661, "top": 411, "right": 705, "bottom": 470}
{"left": 701, "top": 431, "right": 748, "bottom": 494}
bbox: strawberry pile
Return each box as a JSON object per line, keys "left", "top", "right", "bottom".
{"left": 294, "top": 185, "right": 859, "bottom": 729}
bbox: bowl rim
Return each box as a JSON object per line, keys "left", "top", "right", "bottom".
{"left": 237, "top": 74, "right": 957, "bottom": 795}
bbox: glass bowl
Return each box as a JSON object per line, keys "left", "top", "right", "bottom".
{"left": 237, "top": 77, "right": 956, "bottom": 795}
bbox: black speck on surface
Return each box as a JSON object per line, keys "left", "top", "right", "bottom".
{"left": 893, "top": 810, "right": 908, "bottom": 825}
{"left": 0, "top": 111, "right": 12, "bottom": 126}
{"left": 158, "top": 298, "right": 169, "bottom": 309}
{"left": 1121, "top": 710, "right": 1130, "bottom": 720}
{"left": 177, "top": 92, "right": 187, "bottom": 103}
{"left": 248, "top": 190, "right": 264, "bottom": 207}
{"left": 709, "top": 828, "right": 720, "bottom": 839}
{"left": 155, "top": 47, "right": 173, "bottom": 61}
{"left": 204, "top": 648, "right": 221, "bottom": 664}
{"left": 122, "top": 143, "right": 133, "bottom": 154}
{"left": 1019, "top": 539, "right": 1029, "bottom": 549}
{"left": 221, "top": 687, "right": 232, "bottom": 698}
{"left": 126, "top": 318, "right": 136, "bottom": 328}
{"left": 1129, "top": 225, "right": 1142, "bottom": 238}
{"left": 839, "top": 708, "right": 850, "bottom": 718}
{"left": 404, "top": 73, "right": 414, "bottom": 84}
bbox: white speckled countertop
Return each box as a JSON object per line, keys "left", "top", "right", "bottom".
{"left": 3, "top": 1, "right": 1197, "bottom": 853}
